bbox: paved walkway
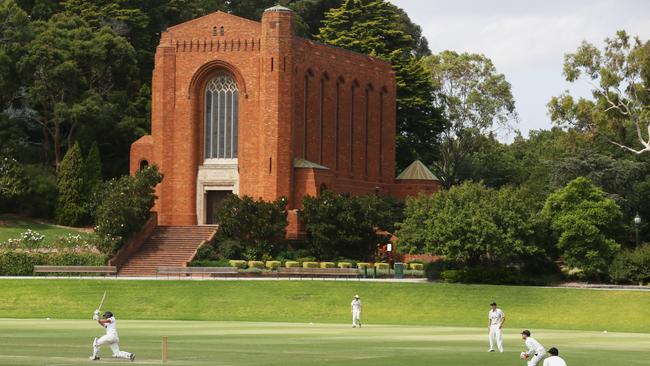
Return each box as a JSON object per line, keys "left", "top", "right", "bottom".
{"left": 1, "top": 276, "right": 648, "bottom": 290}
{"left": 0, "top": 275, "right": 428, "bottom": 283}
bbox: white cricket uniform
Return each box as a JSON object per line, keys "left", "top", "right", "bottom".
{"left": 351, "top": 299, "right": 362, "bottom": 327}
{"left": 543, "top": 356, "right": 567, "bottom": 366}
{"left": 92, "top": 317, "right": 133, "bottom": 359}
{"left": 488, "top": 308, "right": 505, "bottom": 352}
{"left": 525, "top": 337, "right": 546, "bottom": 366}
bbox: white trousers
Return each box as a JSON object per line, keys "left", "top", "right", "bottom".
{"left": 527, "top": 351, "right": 545, "bottom": 366}
{"left": 93, "top": 334, "right": 132, "bottom": 359}
{"left": 488, "top": 324, "right": 503, "bottom": 351}
{"left": 352, "top": 310, "right": 361, "bottom": 326}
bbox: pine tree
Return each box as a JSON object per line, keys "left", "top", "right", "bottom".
{"left": 85, "top": 142, "right": 102, "bottom": 193}
{"left": 56, "top": 142, "right": 87, "bottom": 226}
{"left": 317, "top": 0, "right": 445, "bottom": 168}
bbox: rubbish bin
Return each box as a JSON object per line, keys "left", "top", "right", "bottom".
{"left": 394, "top": 262, "right": 404, "bottom": 279}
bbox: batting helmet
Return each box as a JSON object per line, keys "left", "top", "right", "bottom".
{"left": 103, "top": 311, "right": 113, "bottom": 318}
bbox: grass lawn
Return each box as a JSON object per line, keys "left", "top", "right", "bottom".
{"left": 0, "top": 279, "right": 649, "bottom": 333}
{"left": 0, "top": 215, "right": 91, "bottom": 244}
{"left": 0, "top": 319, "right": 648, "bottom": 366}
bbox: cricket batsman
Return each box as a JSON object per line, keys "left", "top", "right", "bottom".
{"left": 520, "top": 330, "right": 545, "bottom": 366}
{"left": 90, "top": 310, "right": 135, "bottom": 362}
{"left": 351, "top": 294, "right": 362, "bottom": 328}
{"left": 487, "top": 301, "right": 505, "bottom": 352}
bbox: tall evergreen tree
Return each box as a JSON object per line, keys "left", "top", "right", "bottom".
{"left": 55, "top": 142, "right": 87, "bottom": 226}
{"left": 317, "top": 0, "right": 445, "bottom": 169}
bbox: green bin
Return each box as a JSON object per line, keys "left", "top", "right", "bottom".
{"left": 394, "top": 262, "right": 404, "bottom": 279}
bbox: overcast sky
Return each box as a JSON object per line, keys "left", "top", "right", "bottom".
{"left": 389, "top": 0, "right": 650, "bottom": 141}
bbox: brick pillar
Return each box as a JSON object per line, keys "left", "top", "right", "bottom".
{"left": 260, "top": 7, "right": 295, "bottom": 206}
{"left": 151, "top": 33, "right": 176, "bottom": 225}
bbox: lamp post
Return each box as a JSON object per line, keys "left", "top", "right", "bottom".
{"left": 386, "top": 243, "right": 392, "bottom": 275}
{"left": 634, "top": 213, "right": 641, "bottom": 247}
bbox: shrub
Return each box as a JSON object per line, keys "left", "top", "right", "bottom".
{"left": 423, "top": 260, "right": 446, "bottom": 281}
{"left": 441, "top": 269, "right": 462, "bottom": 283}
{"left": 195, "top": 244, "right": 218, "bottom": 261}
{"left": 337, "top": 262, "right": 352, "bottom": 268}
{"left": 94, "top": 166, "right": 162, "bottom": 254}
{"left": 296, "top": 256, "right": 316, "bottom": 263}
{"left": 213, "top": 195, "right": 287, "bottom": 260}
{"left": 217, "top": 239, "right": 244, "bottom": 259}
{"left": 301, "top": 191, "right": 380, "bottom": 260}
{"left": 56, "top": 143, "right": 88, "bottom": 226}
{"left": 285, "top": 261, "right": 300, "bottom": 268}
{"left": 189, "top": 259, "right": 230, "bottom": 267}
{"left": 248, "top": 260, "right": 265, "bottom": 269}
{"left": 0, "top": 155, "right": 27, "bottom": 205}
{"left": 0, "top": 250, "right": 107, "bottom": 276}
{"left": 303, "top": 261, "right": 319, "bottom": 269}
{"left": 265, "top": 261, "right": 281, "bottom": 270}
{"left": 609, "top": 244, "right": 650, "bottom": 285}
{"left": 320, "top": 262, "right": 335, "bottom": 268}
{"left": 229, "top": 260, "right": 247, "bottom": 269}
{"left": 409, "top": 263, "right": 423, "bottom": 270}
{"left": 357, "top": 262, "right": 371, "bottom": 269}
{"left": 374, "top": 262, "right": 389, "bottom": 270}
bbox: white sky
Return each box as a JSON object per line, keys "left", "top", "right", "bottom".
{"left": 389, "top": 0, "right": 650, "bottom": 140}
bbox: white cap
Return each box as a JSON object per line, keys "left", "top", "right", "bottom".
{"left": 354, "top": 294, "right": 359, "bottom": 298}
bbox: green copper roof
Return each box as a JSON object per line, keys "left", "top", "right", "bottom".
{"left": 293, "top": 158, "right": 329, "bottom": 170}
{"left": 265, "top": 5, "right": 292, "bottom": 12}
{"left": 396, "top": 160, "right": 439, "bottom": 180}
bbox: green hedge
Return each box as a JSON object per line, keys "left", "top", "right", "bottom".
{"left": 337, "top": 262, "right": 352, "bottom": 268}
{"left": 0, "top": 250, "right": 107, "bottom": 276}
{"left": 303, "top": 261, "right": 319, "bottom": 269}
{"left": 409, "top": 263, "right": 424, "bottom": 270}
{"left": 248, "top": 261, "right": 265, "bottom": 269}
{"left": 189, "top": 259, "right": 230, "bottom": 267}
{"left": 285, "top": 261, "right": 300, "bottom": 268}
{"left": 320, "top": 262, "right": 335, "bottom": 268}
{"left": 357, "top": 262, "right": 370, "bottom": 269}
{"left": 374, "top": 262, "right": 389, "bottom": 270}
{"left": 229, "top": 260, "right": 247, "bottom": 269}
{"left": 265, "top": 261, "right": 281, "bottom": 270}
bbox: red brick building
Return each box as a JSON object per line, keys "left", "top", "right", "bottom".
{"left": 130, "top": 5, "right": 440, "bottom": 233}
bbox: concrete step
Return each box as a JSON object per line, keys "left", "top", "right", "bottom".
{"left": 117, "top": 225, "right": 216, "bottom": 276}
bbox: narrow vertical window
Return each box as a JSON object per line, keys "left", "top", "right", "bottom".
{"left": 204, "top": 75, "right": 239, "bottom": 160}
{"left": 319, "top": 78, "right": 324, "bottom": 164}
{"left": 335, "top": 82, "right": 340, "bottom": 171}
{"left": 220, "top": 26, "right": 224, "bottom": 36}
{"left": 364, "top": 88, "right": 369, "bottom": 177}
{"left": 350, "top": 85, "right": 355, "bottom": 174}
{"left": 379, "top": 91, "right": 384, "bottom": 178}
{"left": 303, "top": 75, "right": 309, "bottom": 159}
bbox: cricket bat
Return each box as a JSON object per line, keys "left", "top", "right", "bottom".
{"left": 97, "top": 291, "right": 107, "bottom": 312}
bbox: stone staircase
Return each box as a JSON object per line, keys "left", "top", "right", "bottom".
{"left": 117, "top": 226, "right": 217, "bottom": 276}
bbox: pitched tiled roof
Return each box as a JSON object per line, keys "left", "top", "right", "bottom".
{"left": 293, "top": 158, "right": 329, "bottom": 170}
{"left": 396, "top": 160, "right": 439, "bottom": 180}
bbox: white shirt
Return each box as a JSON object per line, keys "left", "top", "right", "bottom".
{"left": 351, "top": 299, "right": 362, "bottom": 312}
{"left": 104, "top": 316, "right": 118, "bottom": 337}
{"left": 543, "top": 356, "right": 567, "bottom": 366}
{"left": 525, "top": 337, "right": 545, "bottom": 356}
{"left": 488, "top": 308, "right": 505, "bottom": 325}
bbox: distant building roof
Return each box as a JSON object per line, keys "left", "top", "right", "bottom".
{"left": 265, "top": 4, "right": 292, "bottom": 12}
{"left": 396, "top": 160, "right": 438, "bottom": 180}
{"left": 293, "top": 158, "right": 329, "bottom": 170}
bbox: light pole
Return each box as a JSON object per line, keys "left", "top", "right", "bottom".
{"left": 634, "top": 213, "right": 641, "bottom": 247}
{"left": 386, "top": 243, "right": 392, "bottom": 275}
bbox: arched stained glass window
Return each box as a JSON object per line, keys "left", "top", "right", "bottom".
{"left": 204, "top": 75, "right": 239, "bottom": 160}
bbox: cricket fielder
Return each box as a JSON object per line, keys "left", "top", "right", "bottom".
{"left": 90, "top": 310, "right": 135, "bottom": 362}
{"left": 521, "top": 330, "right": 545, "bottom": 366}
{"left": 487, "top": 301, "right": 505, "bottom": 352}
{"left": 351, "top": 295, "right": 362, "bottom": 328}
{"left": 543, "top": 347, "right": 568, "bottom": 366}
